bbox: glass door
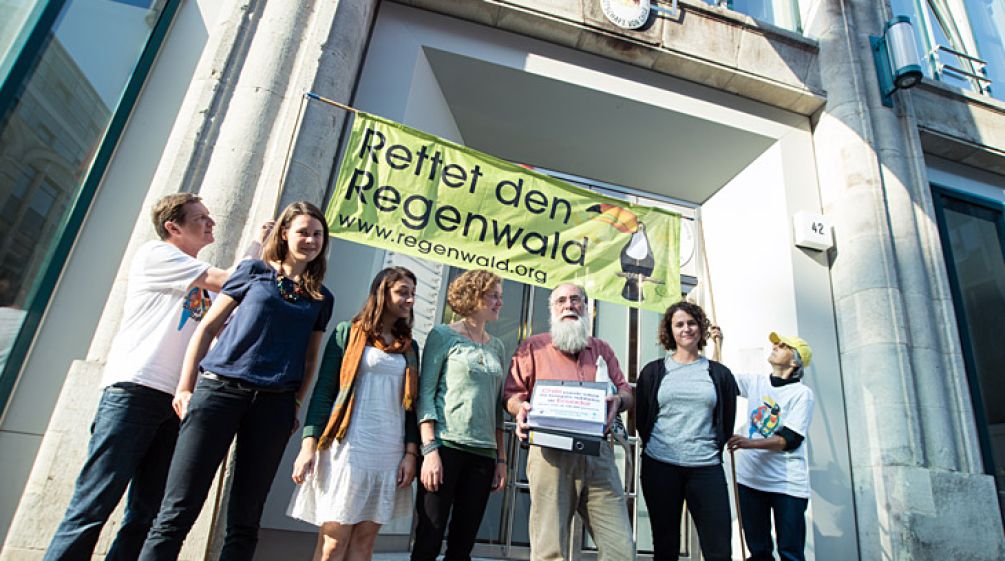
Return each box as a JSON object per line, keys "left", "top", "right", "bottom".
{"left": 933, "top": 187, "right": 1005, "bottom": 519}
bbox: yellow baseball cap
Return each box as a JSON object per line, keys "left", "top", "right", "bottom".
{"left": 769, "top": 332, "right": 813, "bottom": 368}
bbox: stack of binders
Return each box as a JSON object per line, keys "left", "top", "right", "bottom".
{"left": 528, "top": 428, "right": 603, "bottom": 456}
{"left": 526, "top": 380, "right": 608, "bottom": 456}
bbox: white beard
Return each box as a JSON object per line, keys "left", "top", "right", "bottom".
{"left": 550, "top": 312, "right": 590, "bottom": 354}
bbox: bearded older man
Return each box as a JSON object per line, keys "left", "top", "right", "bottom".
{"left": 504, "top": 283, "right": 635, "bottom": 561}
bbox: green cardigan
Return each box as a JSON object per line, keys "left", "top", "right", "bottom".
{"left": 302, "top": 321, "right": 420, "bottom": 445}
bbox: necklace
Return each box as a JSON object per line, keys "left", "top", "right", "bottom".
{"left": 461, "top": 321, "right": 487, "bottom": 366}
{"left": 276, "top": 274, "right": 304, "bottom": 302}
{"left": 462, "top": 320, "right": 487, "bottom": 343}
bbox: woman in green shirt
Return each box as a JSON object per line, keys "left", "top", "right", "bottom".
{"left": 411, "top": 270, "right": 508, "bottom": 561}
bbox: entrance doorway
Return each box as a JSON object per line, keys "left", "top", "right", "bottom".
{"left": 255, "top": 4, "right": 851, "bottom": 559}
{"left": 430, "top": 174, "right": 704, "bottom": 560}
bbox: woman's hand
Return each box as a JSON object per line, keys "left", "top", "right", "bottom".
{"left": 709, "top": 325, "right": 723, "bottom": 345}
{"left": 728, "top": 433, "right": 787, "bottom": 452}
{"left": 420, "top": 449, "right": 444, "bottom": 492}
{"left": 257, "top": 220, "right": 276, "bottom": 245}
{"left": 397, "top": 452, "right": 417, "bottom": 488}
{"left": 727, "top": 434, "right": 750, "bottom": 451}
{"left": 173, "top": 390, "right": 193, "bottom": 420}
{"left": 292, "top": 438, "right": 318, "bottom": 484}
{"left": 492, "top": 461, "right": 507, "bottom": 492}
{"left": 709, "top": 325, "right": 723, "bottom": 362}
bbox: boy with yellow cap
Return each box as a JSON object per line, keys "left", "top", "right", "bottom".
{"left": 727, "top": 332, "right": 815, "bottom": 561}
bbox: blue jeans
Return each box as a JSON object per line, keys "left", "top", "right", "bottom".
{"left": 738, "top": 484, "right": 808, "bottom": 561}
{"left": 45, "top": 383, "right": 178, "bottom": 561}
{"left": 640, "top": 454, "right": 731, "bottom": 561}
{"left": 138, "top": 375, "right": 296, "bottom": 561}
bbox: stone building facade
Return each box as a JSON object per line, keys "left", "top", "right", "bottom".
{"left": 1, "top": 1, "right": 1004, "bottom": 560}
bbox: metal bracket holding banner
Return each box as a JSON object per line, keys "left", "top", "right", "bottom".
{"left": 651, "top": 0, "right": 680, "bottom": 19}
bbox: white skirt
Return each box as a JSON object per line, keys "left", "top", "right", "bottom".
{"left": 287, "top": 346, "right": 413, "bottom": 526}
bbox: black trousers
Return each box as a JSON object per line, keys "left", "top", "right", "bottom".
{"left": 738, "top": 484, "right": 808, "bottom": 561}
{"left": 411, "top": 445, "right": 495, "bottom": 561}
{"left": 137, "top": 376, "right": 296, "bottom": 561}
{"left": 640, "top": 454, "right": 731, "bottom": 561}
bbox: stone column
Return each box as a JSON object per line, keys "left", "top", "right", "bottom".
{"left": 1, "top": 0, "right": 380, "bottom": 559}
{"left": 808, "top": 1, "right": 1005, "bottom": 559}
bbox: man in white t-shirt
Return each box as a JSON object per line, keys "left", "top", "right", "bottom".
{"left": 45, "top": 193, "right": 269, "bottom": 561}
{"left": 727, "top": 332, "right": 815, "bottom": 561}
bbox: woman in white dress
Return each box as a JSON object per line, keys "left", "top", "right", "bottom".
{"left": 288, "top": 266, "right": 420, "bottom": 561}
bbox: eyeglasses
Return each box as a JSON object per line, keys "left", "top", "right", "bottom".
{"left": 552, "top": 295, "right": 584, "bottom": 307}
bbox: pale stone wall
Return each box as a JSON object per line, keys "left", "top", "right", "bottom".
{"left": 913, "top": 81, "right": 1005, "bottom": 175}
{"left": 806, "top": 0, "right": 1005, "bottom": 559}
{"left": 1, "top": 361, "right": 220, "bottom": 561}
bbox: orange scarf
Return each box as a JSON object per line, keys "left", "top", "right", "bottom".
{"left": 317, "top": 322, "right": 418, "bottom": 449}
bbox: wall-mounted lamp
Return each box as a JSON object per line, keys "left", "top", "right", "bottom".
{"left": 871, "top": 16, "right": 924, "bottom": 107}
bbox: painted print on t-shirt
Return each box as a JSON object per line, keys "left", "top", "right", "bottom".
{"left": 178, "top": 287, "right": 211, "bottom": 330}
{"left": 749, "top": 396, "right": 782, "bottom": 438}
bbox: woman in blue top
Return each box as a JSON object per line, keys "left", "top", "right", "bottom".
{"left": 138, "top": 201, "right": 334, "bottom": 561}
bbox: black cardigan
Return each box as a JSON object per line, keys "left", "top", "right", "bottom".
{"left": 635, "top": 358, "right": 738, "bottom": 461}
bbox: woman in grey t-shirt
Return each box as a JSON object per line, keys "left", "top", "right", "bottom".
{"left": 636, "top": 301, "right": 738, "bottom": 561}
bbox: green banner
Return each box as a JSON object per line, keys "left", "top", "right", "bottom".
{"left": 326, "top": 112, "right": 680, "bottom": 312}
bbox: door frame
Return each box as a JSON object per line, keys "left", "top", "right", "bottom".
{"left": 931, "top": 183, "right": 1005, "bottom": 511}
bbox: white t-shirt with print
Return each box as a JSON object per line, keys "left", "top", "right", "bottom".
{"left": 101, "top": 240, "right": 211, "bottom": 394}
{"left": 734, "top": 372, "right": 814, "bottom": 499}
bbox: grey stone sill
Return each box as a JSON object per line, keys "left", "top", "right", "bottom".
{"left": 915, "top": 77, "right": 1005, "bottom": 116}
